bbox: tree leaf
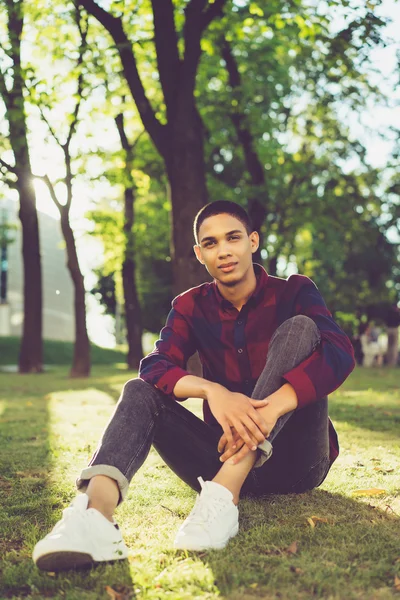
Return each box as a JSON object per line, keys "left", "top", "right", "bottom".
{"left": 310, "top": 515, "right": 329, "bottom": 524}
{"left": 306, "top": 517, "right": 315, "bottom": 528}
{"left": 286, "top": 540, "right": 298, "bottom": 554}
{"left": 352, "top": 489, "right": 386, "bottom": 496}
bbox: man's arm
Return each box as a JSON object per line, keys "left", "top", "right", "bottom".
{"left": 282, "top": 277, "right": 355, "bottom": 409}
{"left": 140, "top": 300, "right": 270, "bottom": 450}
{"left": 174, "top": 375, "right": 270, "bottom": 449}
{"left": 139, "top": 301, "right": 196, "bottom": 398}
{"left": 217, "top": 383, "right": 298, "bottom": 463}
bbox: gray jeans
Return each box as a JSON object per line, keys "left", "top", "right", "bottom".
{"left": 77, "top": 316, "right": 331, "bottom": 501}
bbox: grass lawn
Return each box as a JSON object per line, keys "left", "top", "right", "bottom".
{"left": 0, "top": 366, "right": 399, "bottom": 599}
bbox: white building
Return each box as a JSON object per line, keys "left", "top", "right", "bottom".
{"left": 0, "top": 198, "right": 75, "bottom": 341}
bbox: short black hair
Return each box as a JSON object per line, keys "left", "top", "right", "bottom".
{"left": 193, "top": 201, "right": 253, "bottom": 244}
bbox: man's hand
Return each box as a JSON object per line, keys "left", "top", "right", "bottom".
{"left": 205, "top": 384, "right": 270, "bottom": 451}
{"left": 218, "top": 401, "right": 280, "bottom": 464}
{"left": 217, "top": 384, "right": 298, "bottom": 465}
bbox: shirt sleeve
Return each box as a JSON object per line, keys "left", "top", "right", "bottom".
{"left": 138, "top": 299, "right": 196, "bottom": 400}
{"left": 282, "top": 278, "right": 355, "bottom": 408}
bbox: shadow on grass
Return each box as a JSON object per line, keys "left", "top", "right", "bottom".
{"left": 0, "top": 376, "right": 137, "bottom": 600}
{"left": 199, "top": 488, "right": 400, "bottom": 599}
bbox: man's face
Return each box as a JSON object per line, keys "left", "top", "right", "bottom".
{"left": 194, "top": 213, "right": 259, "bottom": 285}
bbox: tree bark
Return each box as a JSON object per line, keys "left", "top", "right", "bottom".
{"left": 115, "top": 114, "right": 144, "bottom": 369}
{"left": 79, "top": 0, "right": 227, "bottom": 294}
{"left": 220, "top": 38, "right": 268, "bottom": 265}
{"left": 122, "top": 188, "right": 144, "bottom": 369}
{"left": 1, "top": 0, "right": 43, "bottom": 372}
{"left": 386, "top": 327, "right": 399, "bottom": 367}
{"left": 17, "top": 176, "right": 43, "bottom": 372}
{"left": 60, "top": 211, "right": 91, "bottom": 377}
{"left": 166, "top": 106, "right": 210, "bottom": 295}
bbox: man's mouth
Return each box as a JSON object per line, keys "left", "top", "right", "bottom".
{"left": 218, "top": 262, "right": 237, "bottom": 273}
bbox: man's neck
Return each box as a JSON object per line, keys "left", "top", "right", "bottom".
{"left": 216, "top": 268, "right": 257, "bottom": 311}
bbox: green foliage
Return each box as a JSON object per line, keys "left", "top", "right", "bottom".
{"left": 87, "top": 169, "right": 173, "bottom": 333}
{"left": 0, "top": 0, "right": 398, "bottom": 340}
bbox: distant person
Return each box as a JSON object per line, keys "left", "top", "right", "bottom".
{"left": 360, "top": 323, "right": 384, "bottom": 367}
{"left": 33, "top": 201, "right": 355, "bottom": 571}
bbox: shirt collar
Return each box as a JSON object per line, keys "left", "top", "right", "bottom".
{"left": 213, "top": 263, "right": 269, "bottom": 310}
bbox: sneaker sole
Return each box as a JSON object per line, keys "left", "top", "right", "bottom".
{"left": 174, "top": 523, "right": 239, "bottom": 551}
{"left": 35, "top": 551, "right": 94, "bottom": 572}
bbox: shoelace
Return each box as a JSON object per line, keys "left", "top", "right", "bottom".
{"left": 50, "top": 499, "right": 87, "bottom": 535}
{"left": 185, "top": 477, "right": 230, "bottom": 528}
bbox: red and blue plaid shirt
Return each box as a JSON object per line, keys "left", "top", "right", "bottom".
{"left": 139, "top": 264, "right": 355, "bottom": 463}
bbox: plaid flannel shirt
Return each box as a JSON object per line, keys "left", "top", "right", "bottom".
{"left": 139, "top": 264, "right": 355, "bottom": 463}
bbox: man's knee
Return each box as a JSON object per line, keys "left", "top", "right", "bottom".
{"left": 271, "top": 315, "right": 320, "bottom": 346}
{"left": 120, "top": 378, "right": 162, "bottom": 406}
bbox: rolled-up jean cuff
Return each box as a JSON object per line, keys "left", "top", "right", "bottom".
{"left": 254, "top": 439, "right": 273, "bottom": 468}
{"left": 76, "top": 465, "right": 130, "bottom": 503}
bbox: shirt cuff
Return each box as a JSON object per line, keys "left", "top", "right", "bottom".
{"left": 283, "top": 367, "right": 317, "bottom": 409}
{"left": 155, "top": 366, "right": 190, "bottom": 399}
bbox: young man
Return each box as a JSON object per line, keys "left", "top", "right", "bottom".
{"left": 33, "top": 201, "right": 355, "bottom": 571}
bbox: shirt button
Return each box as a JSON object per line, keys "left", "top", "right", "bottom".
{"left": 238, "top": 348, "right": 243, "bottom": 354}
{"left": 237, "top": 320, "right": 243, "bottom": 325}
{"left": 245, "top": 379, "right": 250, "bottom": 384}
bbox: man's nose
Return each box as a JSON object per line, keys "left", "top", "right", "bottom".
{"left": 218, "top": 242, "right": 232, "bottom": 258}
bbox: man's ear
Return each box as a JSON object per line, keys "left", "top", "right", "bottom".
{"left": 250, "top": 231, "right": 259, "bottom": 254}
{"left": 193, "top": 244, "right": 204, "bottom": 264}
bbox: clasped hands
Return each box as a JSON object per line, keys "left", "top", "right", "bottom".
{"left": 206, "top": 386, "right": 279, "bottom": 466}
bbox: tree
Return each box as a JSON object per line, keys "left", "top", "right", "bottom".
{"left": 31, "top": 5, "right": 91, "bottom": 376}
{"left": 115, "top": 113, "right": 144, "bottom": 369}
{"left": 0, "top": 0, "right": 43, "bottom": 372}
{"left": 78, "top": 0, "right": 227, "bottom": 294}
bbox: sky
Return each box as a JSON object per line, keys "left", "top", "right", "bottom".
{"left": 1, "top": 0, "right": 400, "bottom": 347}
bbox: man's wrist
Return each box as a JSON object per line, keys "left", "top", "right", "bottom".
{"left": 202, "top": 380, "right": 222, "bottom": 400}
{"left": 258, "top": 383, "right": 298, "bottom": 418}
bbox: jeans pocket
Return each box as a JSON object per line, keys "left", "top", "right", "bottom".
{"left": 289, "top": 456, "right": 331, "bottom": 494}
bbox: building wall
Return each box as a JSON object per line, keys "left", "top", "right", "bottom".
{"left": 2, "top": 199, "right": 75, "bottom": 341}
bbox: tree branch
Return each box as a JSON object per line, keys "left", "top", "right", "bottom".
{"left": 0, "top": 156, "right": 17, "bottom": 173}
{"left": 150, "top": 0, "right": 181, "bottom": 119}
{"left": 181, "top": 0, "right": 228, "bottom": 102}
{"left": 202, "top": 0, "right": 227, "bottom": 29}
{"left": 78, "top": 0, "right": 167, "bottom": 156}
{"left": 38, "top": 106, "right": 61, "bottom": 146}
{"left": 65, "top": 4, "right": 89, "bottom": 151}
{"left": 220, "top": 38, "right": 265, "bottom": 185}
{"left": 35, "top": 174, "right": 63, "bottom": 212}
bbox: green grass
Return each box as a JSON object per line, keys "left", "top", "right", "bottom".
{"left": 0, "top": 366, "right": 399, "bottom": 599}
{"left": 0, "top": 337, "right": 126, "bottom": 365}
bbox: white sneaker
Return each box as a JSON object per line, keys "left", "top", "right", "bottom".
{"left": 33, "top": 494, "right": 128, "bottom": 571}
{"left": 174, "top": 477, "right": 239, "bottom": 551}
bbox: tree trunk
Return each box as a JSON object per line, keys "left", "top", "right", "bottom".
{"left": 60, "top": 212, "right": 90, "bottom": 377}
{"left": 2, "top": 0, "right": 43, "bottom": 373}
{"left": 167, "top": 107, "right": 209, "bottom": 296}
{"left": 386, "top": 327, "right": 399, "bottom": 367}
{"left": 18, "top": 175, "right": 43, "bottom": 373}
{"left": 122, "top": 187, "right": 143, "bottom": 370}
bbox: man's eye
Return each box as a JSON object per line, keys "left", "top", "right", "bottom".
{"left": 228, "top": 236, "right": 240, "bottom": 241}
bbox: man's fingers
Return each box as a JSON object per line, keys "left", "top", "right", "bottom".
{"left": 241, "top": 414, "right": 266, "bottom": 445}
{"left": 233, "top": 420, "right": 258, "bottom": 450}
{"left": 217, "top": 433, "right": 227, "bottom": 453}
{"left": 221, "top": 420, "right": 234, "bottom": 447}
{"left": 247, "top": 408, "right": 270, "bottom": 438}
{"left": 249, "top": 398, "right": 270, "bottom": 408}
{"left": 228, "top": 444, "right": 251, "bottom": 465}
{"left": 220, "top": 439, "right": 245, "bottom": 462}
